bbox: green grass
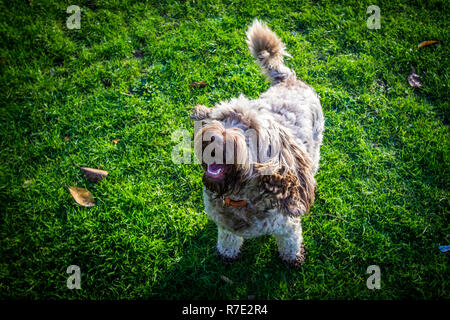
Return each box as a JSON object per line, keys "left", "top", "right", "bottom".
{"left": 0, "top": 0, "right": 449, "bottom": 299}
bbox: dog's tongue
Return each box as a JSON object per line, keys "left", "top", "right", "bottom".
{"left": 207, "top": 163, "right": 225, "bottom": 177}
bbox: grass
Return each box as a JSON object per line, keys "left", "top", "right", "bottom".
{"left": 0, "top": 0, "right": 449, "bottom": 299}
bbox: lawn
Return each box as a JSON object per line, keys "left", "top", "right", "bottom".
{"left": 0, "top": 0, "right": 448, "bottom": 299}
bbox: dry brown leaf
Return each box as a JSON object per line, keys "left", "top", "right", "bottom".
{"left": 189, "top": 81, "right": 207, "bottom": 88}
{"left": 112, "top": 139, "right": 120, "bottom": 144}
{"left": 418, "top": 40, "right": 439, "bottom": 48}
{"left": 408, "top": 67, "right": 422, "bottom": 88}
{"left": 220, "top": 275, "right": 233, "bottom": 284}
{"left": 132, "top": 50, "right": 144, "bottom": 59}
{"left": 68, "top": 186, "right": 95, "bottom": 207}
{"left": 23, "top": 180, "right": 33, "bottom": 187}
{"left": 79, "top": 167, "right": 108, "bottom": 182}
{"left": 64, "top": 136, "right": 70, "bottom": 142}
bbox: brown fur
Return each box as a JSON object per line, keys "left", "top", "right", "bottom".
{"left": 246, "top": 19, "right": 291, "bottom": 83}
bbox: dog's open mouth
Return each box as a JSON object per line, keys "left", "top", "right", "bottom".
{"left": 206, "top": 163, "right": 226, "bottom": 179}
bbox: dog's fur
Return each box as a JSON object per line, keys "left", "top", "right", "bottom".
{"left": 191, "top": 20, "right": 324, "bottom": 267}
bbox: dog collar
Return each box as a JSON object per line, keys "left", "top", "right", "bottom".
{"left": 223, "top": 196, "right": 248, "bottom": 208}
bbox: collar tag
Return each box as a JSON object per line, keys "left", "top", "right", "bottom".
{"left": 224, "top": 196, "right": 248, "bottom": 208}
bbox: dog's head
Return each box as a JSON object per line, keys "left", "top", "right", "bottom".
{"left": 191, "top": 99, "right": 316, "bottom": 216}
{"left": 192, "top": 104, "right": 252, "bottom": 195}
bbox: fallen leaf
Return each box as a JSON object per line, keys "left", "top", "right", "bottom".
{"left": 23, "top": 180, "right": 33, "bottom": 187}
{"left": 220, "top": 275, "right": 233, "bottom": 284}
{"left": 64, "top": 136, "right": 70, "bottom": 142}
{"left": 408, "top": 67, "right": 422, "bottom": 88}
{"left": 79, "top": 167, "right": 108, "bottom": 182}
{"left": 189, "top": 81, "right": 207, "bottom": 88}
{"left": 418, "top": 40, "right": 439, "bottom": 48}
{"left": 68, "top": 186, "right": 95, "bottom": 207}
{"left": 112, "top": 139, "right": 120, "bottom": 144}
{"left": 102, "top": 78, "right": 111, "bottom": 87}
{"left": 132, "top": 50, "right": 144, "bottom": 59}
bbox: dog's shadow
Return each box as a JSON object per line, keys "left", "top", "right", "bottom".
{"left": 150, "top": 217, "right": 305, "bottom": 299}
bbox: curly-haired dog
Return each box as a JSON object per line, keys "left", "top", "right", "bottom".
{"left": 191, "top": 20, "right": 324, "bottom": 267}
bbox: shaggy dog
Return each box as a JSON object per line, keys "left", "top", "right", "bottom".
{"left": 191, "top": 20, "right": 324, "bottom": 267}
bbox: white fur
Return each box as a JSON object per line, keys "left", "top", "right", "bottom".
{"left": 204, "top": 189, "right": 305, "bottom": 262}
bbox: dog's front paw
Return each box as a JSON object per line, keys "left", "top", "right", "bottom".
{"left": 280, "top": 244, "right": 305, "bottom": 268}
{"left": 216, "top": 246, "right": 241, "bottom": 264}
{"left": 216, "top": 227, "right": 244, "bottom": 264}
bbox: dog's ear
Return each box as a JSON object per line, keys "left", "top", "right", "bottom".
{"left": 190, "top": 104, "right": 211, "bottom": 120}
{"left": 260, "top": 169, "right": 315, "bottom": 217}
{"left": 259, "top": 129, "right": 316, "bottom": 217}
{"left": 289, "top": 143, "right": 316, "bottom": 216}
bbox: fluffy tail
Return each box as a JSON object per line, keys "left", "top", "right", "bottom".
{"left": 246, "top": 19, "right": 292, "bottom": 84}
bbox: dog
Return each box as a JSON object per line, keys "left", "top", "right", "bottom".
{"left": 191, "top": 20, "right": 324, "bottom": 267}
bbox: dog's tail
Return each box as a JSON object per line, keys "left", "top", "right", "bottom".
{"left": 246, "top": 19, "right": 292, "bottom": 84}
